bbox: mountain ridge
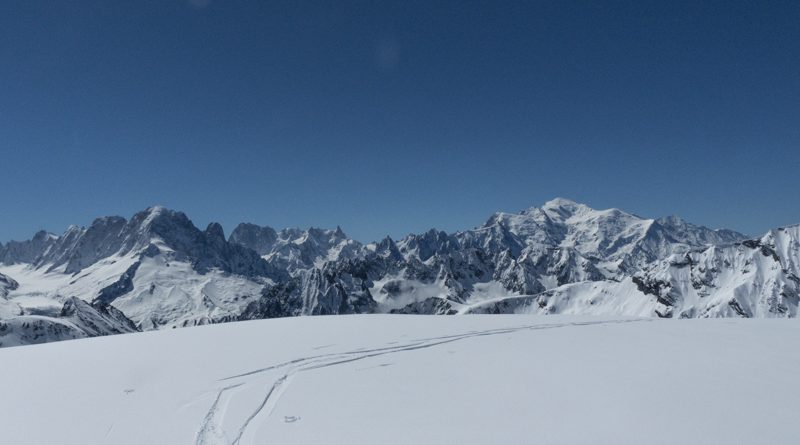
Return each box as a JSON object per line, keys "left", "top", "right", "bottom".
{"left": 5, "top": 198, "right": 796, "bottom": 348}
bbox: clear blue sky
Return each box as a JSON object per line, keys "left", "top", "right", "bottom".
{"left": 1, "top": 0, "right": 798, "bottom": 242}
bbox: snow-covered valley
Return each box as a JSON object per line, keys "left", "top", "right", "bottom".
{"left": 1, "top": 315, "right": 798, "bottom": 445}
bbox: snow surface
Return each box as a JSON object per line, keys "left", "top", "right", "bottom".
{"left": 1, "top": 315, "right": 798, "bottom": 445}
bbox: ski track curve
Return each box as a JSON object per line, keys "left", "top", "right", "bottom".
{"left": 195, "top": 383, "right": 245, "bottom": 445}
{"left": 196, "top": 319, "right": 647, "bottom": 445}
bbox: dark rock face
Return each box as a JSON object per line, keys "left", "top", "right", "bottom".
{"left": 400, "top": 229, "right": 460, "bottom": 262}
{"left": 0, "top": 230, "right": 57, "bottom": 265}
{"left": 2, "top": 207, "right": 277, "bottom": 279}
{"left": 228, "top": 223, "right": 279, "bottom": 256}
{"left": 727, "top": 299, "right": 751, "bottom": 318}
{"left": 95, "top": 262, "right": 141, "bottom": 306}
{"left": 240, "top": 260, "right": 379, "bottom": 319}
{"left": 0, "top": 272, "right": 19, "bottom": 298}
{"left": 739, "top": 239, "right": 781, "bottom": 261}
{"left": 0, "top": 318, "right": 86, "bottom": 347}
{"left": 230, "top": 223, "right": 361, "bottom": 273}
{"left": 631, "top": 275, "right": 671, "bottom": 300}
{"left": 0, "top": 297, "right": 139, "bottom": 347}
{"left": 190, "top": 221, "right": 277, "bottom": 278}
{"left": 631, "top": 275, "right": 679, "bottom": 317}
{"left": 57, "top": 216, "right": 127, "bottom": 274}
{"left": 239, "top": 280, "right": 304, "bottom": 319}
{"left": 60, "top": 297, "right": 140, "bottom": 335}
{"left": 390, "top": 297, "right": 458, "bottom": 315}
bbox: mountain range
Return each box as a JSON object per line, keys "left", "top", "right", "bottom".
{"left": 2, "top": 198, "right": 798, "bottom": 347}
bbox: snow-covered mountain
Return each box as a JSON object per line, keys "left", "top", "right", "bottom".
{"left": 0, "top": 296, "right": 139, "bottom": 348}
{"left": 462, "top": 223, "right": 799, "bottom": 319}
{"left": 6, "top": 198, "right": 798, "bottom": 348}
{"left": 0, "top": 206, "right": 277, "bottom": 341}
{"left": 247, "top": 198, "right": 752, "bottom": 318}
{"left": 229, "top": 223, "right": 361, "bottom": 271}
{"left": 633, "top": 225, "right": 800, "bottom": 318}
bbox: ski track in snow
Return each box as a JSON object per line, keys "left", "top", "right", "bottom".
{"left": 195, "top": 383, "right": 245, "bottom": 445}
{"left": 230, "top": 374, "right": 290, "bottom": 445}
{"left": 195, "top": 319, "right": 647, "bottom": 445}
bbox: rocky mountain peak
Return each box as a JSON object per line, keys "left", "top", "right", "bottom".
{"left": 0, "top": 229, "right": 58, "bottom": 265}
{"left": 228, "top": 223, "right": 279, "bottom": 256}
{"left": 374, "top": 236, "right": 403, "bottom": 261}
{"left": 334, "top": 225, "right": 346, "bottom": 239}
{"left": 204, "top": 222, "right": 226, "bottom": 242}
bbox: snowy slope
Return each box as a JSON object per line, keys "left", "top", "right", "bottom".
{"left": 111, "top": 255, "right": 266, "bottom": 330}
{"left": 1, "top": 315, "right": 798, "bottom": 445}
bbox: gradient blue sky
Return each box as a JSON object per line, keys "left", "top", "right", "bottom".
{"left": 2, "top": 0, "right": 798, "bottom": 242}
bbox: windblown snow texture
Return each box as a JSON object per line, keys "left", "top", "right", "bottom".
{"left": 1, "top": 315, "right": 799, "bottom": 444}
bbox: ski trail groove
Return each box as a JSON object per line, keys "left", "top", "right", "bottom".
{"left": 219, "top": 341, "right": 429, "bottom": 381}
{"left": 230, "top": 375, "right": 290, "bottom": 445}
{"left": 207, "top": 319, "right": 647, "bottom": 444}
{"left": 195, "top": 383, "right": 244, "bottom": 445}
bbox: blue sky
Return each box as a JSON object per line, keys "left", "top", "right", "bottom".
{"left": 1, "top": 0, "right": 798, "bottom": 242}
